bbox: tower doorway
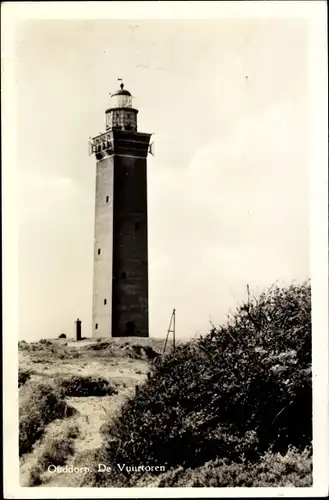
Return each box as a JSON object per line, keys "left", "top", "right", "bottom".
{"left": 125, "top": 321, "right": 136, "bottom": 336}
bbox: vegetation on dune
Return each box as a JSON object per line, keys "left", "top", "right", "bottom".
{"left": 37, "top": 421, "right": 80, "bottom": 469}
{"left": 137, "top": 446, "right": 312, "bottom": 487}
{"left": 19, "top": 340, "right": 81, "bottom": 363}
{"left": 84, "top": 340, "right": 161, "bottom": 361}
{"left": 18, "top": 368, "right": 32, "bottom": 387}
{"left": 27, "top": 421, "right": 80, "bottom": 486}
{"left": 19, "top": 335, "right": 157, "bottom": 487}
{"left": 84, "top": 281, "right": 312, "bottom": 487}
{"left": 19, "top": 381, "right": 72, "bottom": 456}
{"left": 18, "top": 336, "right": 165, "bottom": 364}
{"left": 56, "top": 374, "right": 117, "bottom": 397}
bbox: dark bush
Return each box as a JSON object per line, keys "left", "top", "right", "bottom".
{"left": 57, "top": 374, "right": 117, "bottom": 397}
{"left": 19, "top": 381, "right": 69, "bottom": 456}
{"left": 87, "top": 281, "right": 311, "bottom": 486}
{"left": 86, "top": 342, "right": 111, "bottom": 351}
{"left": 18, "top": 368, "right": 31, "bottom": 387}
{"left": 130, "top": 345, "right": 159, "bottom": 360}
{"left": 58, "top": 333, "right": 66, "bottom": 339}
{"left": 39, "top": 339, "right": 53, "bottom": 345}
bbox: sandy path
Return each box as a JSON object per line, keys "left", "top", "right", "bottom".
{"left": 19, "top": 342, "right": 150, "bottom": 487}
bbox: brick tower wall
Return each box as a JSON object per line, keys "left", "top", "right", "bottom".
{"left": 92, "top": 156, "right": 114, "bottom": 338}
{"left": 111, "top": 130, "right": 151, "bottom": 337}
{"left": 92, "top": 129, "right": 151, "bottom": 338}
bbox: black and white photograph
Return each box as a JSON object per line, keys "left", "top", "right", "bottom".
{"left": 2, "top": 1, "right": 328, "bottom": 497}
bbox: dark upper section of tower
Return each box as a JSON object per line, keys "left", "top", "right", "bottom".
{"left": 105, "top": 82, "right": 138, "bottom": 132}
{"left": 90, "top": 82, "right": 151, "bottom": 159}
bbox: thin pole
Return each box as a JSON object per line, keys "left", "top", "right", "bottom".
{"left": 162, "top": 312, "right": 172, "bottom": 354}
{"left": 173, "top": 309, "right": 176, "bottom": 350}
{"left": 162, "top": 309, "right": 175, "bottom": 354}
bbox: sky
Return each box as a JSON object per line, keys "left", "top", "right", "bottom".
{"left": 16, "top": 17, "right": 310, "bottom": 341}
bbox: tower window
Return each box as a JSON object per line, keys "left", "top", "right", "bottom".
{"left": 95, "top": 323, "right": 98, "bottom": 330}
{"left": 104, "top": 298, "right": 107, "bottom": 305}
{"left": 135, "top": 222, "right": 141, "bottom": 231}
{"left": 98, "top": 249, "right": 101, "bottom": 255}
{"left": 121, "top": 272, "right": 126, "bottom": 279}
{"left": 106, "top": 196, "right": 109, "bottom": 203}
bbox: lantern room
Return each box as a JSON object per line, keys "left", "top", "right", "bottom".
{"left": 105, "top": 83, "right": 138, "bottom": 132}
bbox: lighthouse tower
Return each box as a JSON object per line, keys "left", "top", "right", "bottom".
{"left": 90, "top": 83, "right": 151, "bottom": 338}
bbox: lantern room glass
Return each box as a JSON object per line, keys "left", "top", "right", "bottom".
{"left": 110, "top": 93, "right": 132, "bottom": 109}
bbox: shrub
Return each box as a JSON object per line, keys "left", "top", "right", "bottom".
{"left": 154, "top": 446, "right": 312, "bottom": 487}
{"left": 37, "top": 422, "right": 80, "bottom": 469}
{"left": 57, "top": 374, "right": 117, "bottom": 397}
{"left": 86, "top": 342, "right": 111, "bottom": 351}
{"left": 19, "top": 381, "right": 69, "bottom": 456}
{"left": 87, "top": 281, "right": 311, "bottom": 486}
{"left": 58, "top": 333, "right": 66, "bottom": 339}
{"left": 39, "top": 339, "right": 53, "bottom": 345}
{"left": 27, "top": 465, "right": 44, "bottom": 486}
{"left": 18, "top": 368, "right": 31, "bottom": 387}
{"left": 39, "top": 438, "right": 74, "bottom": 467}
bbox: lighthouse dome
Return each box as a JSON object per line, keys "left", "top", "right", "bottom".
{"left": 110, "top": 83, "right": 133, "bottom": 108}
{"left": 111, "top": 83, "right": 132, "bottom": 97}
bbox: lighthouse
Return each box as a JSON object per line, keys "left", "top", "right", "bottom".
{"left": 90, "top": 82, "right": 152, "bottom": 338}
